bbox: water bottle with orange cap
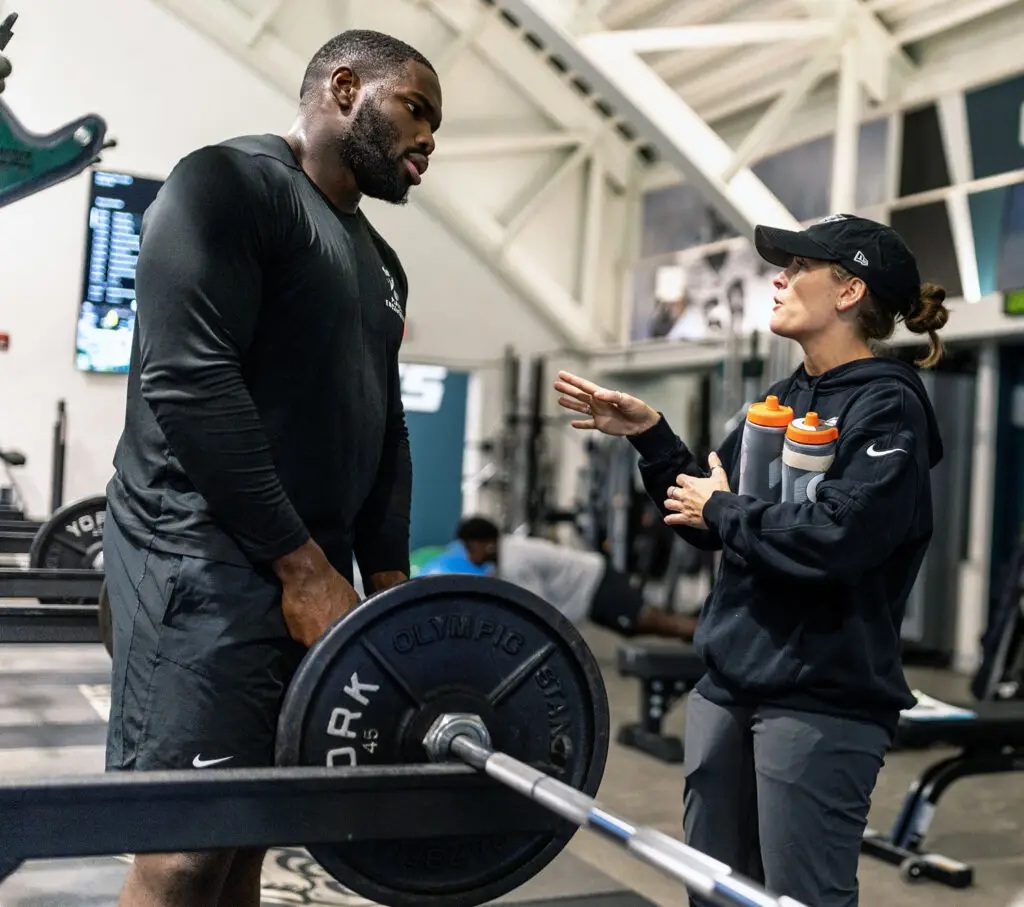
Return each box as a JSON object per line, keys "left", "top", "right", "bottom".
{"left": 782, "top": 412, "right": 840, "bottom": 504}
{"left": 737, "top": 395, "right": 794, "bottom": 502}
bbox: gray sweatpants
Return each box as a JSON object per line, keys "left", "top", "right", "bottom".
{"left": 682, "top": 689, "right": 891, "bottom": 907}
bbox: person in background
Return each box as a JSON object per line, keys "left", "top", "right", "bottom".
{"left": 422, "top": 516, "right": 697, "bottom": 642}
{"left": 418, "top": 535, "right": 491, "bottom": 577}
{"left": 554, "top": 213, "right": 948, "bottom": 907}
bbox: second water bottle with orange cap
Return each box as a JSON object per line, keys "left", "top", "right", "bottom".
{"left": 781, "top": 412, "right": 839, "bottom": 504}
{"left": 738, "top": 395, "right": 794, "bottom": 502}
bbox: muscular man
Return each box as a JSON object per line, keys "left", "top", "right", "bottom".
{"left": 424, "top": 517, "right": 697, "bottom": 642}
{"left": 102, "top": 30, "right": 442, "bottom": 907}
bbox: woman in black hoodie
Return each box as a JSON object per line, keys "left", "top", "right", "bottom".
{"left": 555, "top": 215, "right": 949, "bottom": 907}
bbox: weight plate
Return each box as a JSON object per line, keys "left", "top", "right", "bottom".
{"left": 28, "top": 494, "right": 106, "bottom": 604}
{"left": 276, "top": 574, "right": 609, "bottom": 907}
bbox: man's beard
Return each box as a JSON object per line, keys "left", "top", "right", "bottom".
{"left": 336, "top": 99, "right": 410, "bottom": 205}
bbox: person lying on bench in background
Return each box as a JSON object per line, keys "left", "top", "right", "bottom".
{"left": 421, "top": 516, "right": 697, "bottom": 642}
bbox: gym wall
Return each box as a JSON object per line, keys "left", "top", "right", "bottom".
{"left": 0, "top": 0, "right": 566, "bottom": 518}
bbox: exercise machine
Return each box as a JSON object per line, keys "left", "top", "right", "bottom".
{"left": 0, "top": 401, "right": 72, "bottom": 558}
{"left": 860, "top": 698, "right": 1024, "bottom": 888}
{"left": 615, "top": 641, "right": 705, "bottom": 763}
{"left": 861, "top": 549, "right": 1024, "bottom": 888}
{"left": 0, "top": 13, "right": 115, "bottom": 209}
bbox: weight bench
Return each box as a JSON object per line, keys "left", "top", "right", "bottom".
{"left": 615, "top": 641, "right": 705, "bottom": 763}
{"left": 861, "top": 695, "right": 1024, "bottom": 888}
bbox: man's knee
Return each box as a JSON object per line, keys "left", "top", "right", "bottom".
{"left": 126, "top": 851, "right": 234, "bottom": 907}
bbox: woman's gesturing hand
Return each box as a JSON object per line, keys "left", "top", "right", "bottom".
{"left": 553, "top": 371, "right": 660, "bottom": 438}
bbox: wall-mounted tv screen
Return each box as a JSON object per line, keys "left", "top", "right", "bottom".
{"left": 76, "top": 170, "right": 163, "bottom": 373}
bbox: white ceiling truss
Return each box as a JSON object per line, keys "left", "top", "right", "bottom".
{"left": 150, "top": 0, "right": 1024, "bottom": 364}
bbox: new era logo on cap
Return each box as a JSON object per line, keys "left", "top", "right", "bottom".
{"left": 752, "top": 214, "right": 920, "bottom": 316}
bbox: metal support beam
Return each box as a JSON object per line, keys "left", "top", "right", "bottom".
{"left": 617, "top": 159, "right": 643, "bottom": 345}
{"left": 573, "top": 33, "right": 801, "bottom": 237}
{"left": 588, "top": 20, "right": 839, "bottom": 53}
{"left": 151, "top": 0, "right": 315, "bottom": 96}
{"left": 492, "top": 0, "right": 803, "bottom": 371}
{"left": 830, "top": 34, "right": 861, "bottom": 213}
{"left": 893, "top": 0, "right": 1024, "bottom": 44}
{"left": 415, "top": 185, "right": 598, "bottom": 348}
{"left": 244, "top": 0, "right": 290, "bottom": 47}
{"left": 433, "top": 2, "right": 497, "bottom": 77}
{"left": 722, "top": 37, "right": 841, "bottom": 182}
{"left": 420, "top": 0, "right": 637, "bottom": 190}
{"left": 502, "top": 138, "right": 597, "bottom": 246}
{"left": 794, "top": 0, "right": 914, "bottom": 103}
{"left": 578, "top": 150, "right": 606, "bottom": 315}
{"left": 937, "top": 92, "right": 983, "bottom": 302}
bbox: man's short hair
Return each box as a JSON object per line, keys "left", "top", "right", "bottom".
{"left": 299, "top": 29, "right": 435, "bottom": 103}
{"left": 457, "top": 516, "right": 500, "bottom": 543}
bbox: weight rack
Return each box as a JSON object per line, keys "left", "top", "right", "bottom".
{"left": 0, "top": 568, "right": 104, "bottom": 643}
{"left": 0, "top": 764, "right": 560, "bottom": 880}
{"left": 0, "top": 492, "right": 107, "bottom": 644}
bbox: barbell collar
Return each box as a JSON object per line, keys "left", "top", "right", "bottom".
{"left": 439, "top": 717, "right": 812, "bottom": 907}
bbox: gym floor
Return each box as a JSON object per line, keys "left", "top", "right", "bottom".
{"left": 0, "top": 626, "right": 1021, "bottom": 907}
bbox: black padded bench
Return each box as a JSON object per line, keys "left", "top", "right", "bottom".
{"left": 615, "top": 641, "right": 705, "bottom": 763}
{"left": 861, "top": 696, "right": 1024, "bottom": 888}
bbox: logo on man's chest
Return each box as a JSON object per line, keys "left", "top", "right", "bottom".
{"left": 381, "top": 265, "right": 404, "bottom": 322}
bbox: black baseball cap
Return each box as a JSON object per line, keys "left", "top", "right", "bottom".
{"left": 754, "top": 214, "right": 920, "bottom": 316}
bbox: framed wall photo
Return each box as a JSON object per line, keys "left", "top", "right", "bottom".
{"left": 630, "top": 240, "right": 777, "bottom": 343}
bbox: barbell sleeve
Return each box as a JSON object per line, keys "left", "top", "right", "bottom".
{"left": 447, "top": 733, "right": 811, "bottom": 907}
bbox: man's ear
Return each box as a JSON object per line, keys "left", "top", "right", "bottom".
{"left": 329, "top": 66, "right": 360, "bottom": 114}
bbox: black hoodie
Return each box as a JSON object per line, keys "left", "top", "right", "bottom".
{"left": 629, "top": 357, "right": 944, "bottom": 735}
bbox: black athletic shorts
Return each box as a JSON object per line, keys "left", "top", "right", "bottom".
{"left": 587, "top": 564, "right": 646, "bottom": 636}
{"left": 104, "top": 514, "right": 306, "bottom": 772}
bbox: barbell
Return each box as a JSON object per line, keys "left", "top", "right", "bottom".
{"left": 0, "top": 574, "right": 808, "bottom": 907}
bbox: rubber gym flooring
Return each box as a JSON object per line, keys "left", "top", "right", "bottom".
{"left": 0, "top": 626, "right": 1022, "bottom": 907}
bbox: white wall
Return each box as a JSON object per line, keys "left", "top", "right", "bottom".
{"left": 0, "top": 0, "right": 564, "bottom": 518}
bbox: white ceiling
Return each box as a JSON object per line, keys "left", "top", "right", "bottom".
{"left": 149, "top": 0, "right": 1024, "bottom": 356}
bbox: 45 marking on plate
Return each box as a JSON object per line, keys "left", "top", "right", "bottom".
{"left": 324, "top": 672, "right": 381, "bottom": 766}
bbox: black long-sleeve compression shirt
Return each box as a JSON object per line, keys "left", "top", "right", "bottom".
{"left": 106, "top": 134, "right": 412, "bottom": 580}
